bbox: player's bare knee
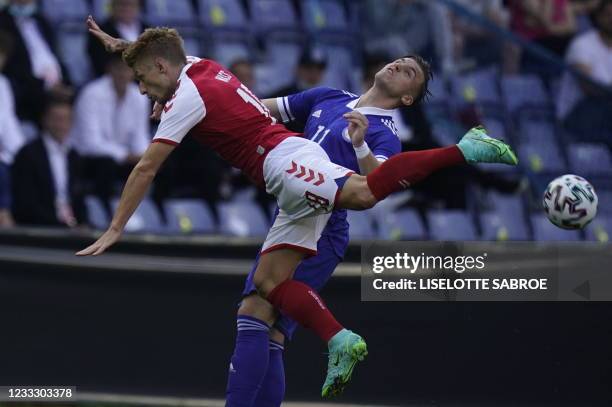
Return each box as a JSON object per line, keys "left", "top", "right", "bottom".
{"left": 269, "top": 328, "right": 285, "bottom": 346}
{"left": 237, "top": 294, "right": 277, "bottom": 325}
{"left": 337, "top": 175, "right": 377, "bottom": 210}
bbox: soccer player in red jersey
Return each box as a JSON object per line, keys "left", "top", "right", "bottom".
{"left": 77, "top": 17, "right": 518, "bottom": 402}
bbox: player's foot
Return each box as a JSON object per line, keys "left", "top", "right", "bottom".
{"left": 321, "top": 329, "right": 368, "bottom": 399}
{"left": 457, "top": 126, "right": 518, "bottom": 165}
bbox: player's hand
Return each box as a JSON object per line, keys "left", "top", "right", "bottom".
{"left": 86, "top": 15, "right": 128, "bottom": 53}
{"left": 344, "top": 111, "right": 369, "bottom": 147}
{"left": 150, "top": 102, "right": 163, "bottom": 120}
{"left": 75, "top": 226, "right": 122, "bottom": 256}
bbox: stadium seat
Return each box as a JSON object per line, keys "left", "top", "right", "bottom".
{"left": 517, "top": 139, "right": 567, "bottom": 175}
{"left": 451, "top": 68, "right": 501, "bottom": 113}
{"left": 85, "top": 196, "right": 109, "bottom": 230}
{"left": 111, "top": 198, "right": 165, "bottom": 233}
{"left": 480, "top": 212, "right": 530, "bottom": 241}
{"left": 428, "top": 210, "right": 478, "bottom": 240}
{"left": 530, "top": 214, "right": 582, "bottom": 241}
{"left": 163, "top": 199, "right": 216, "bottom": 234}
{"left": 517, "top": 117, "right": 556, "bottom": 144}
{"left": 249, "top": 0, "right": 300, "bottom": 37}
{"left": 567, "top": 143, "right": 612, "bottom": 176}
{"left": 595, "top": 188, "right": 612, "bottom": 214}
{"left": 92, "top": 0, "right": 113, "bottom": 21}
{"left": 144, "top": 0, "right": 197, "bottom": 26}
{"left": 488, "top": 191, "right": 526, "bottom": 216}
{"left": 198, "top": 0, "right": 253, "bottom": 65}
{"left": 199, "top": 0, "right": 248, "bottom": 30}
{"left": 584, "top": 215, "right": 611, "bottom": 242}
{"left": 249, "top": 0, "right": 303, "bottom": 92}
{"left": 501, "top": 74, "right": 551, "bottom": 117}
{"left": 376, "top": 208, "right": 427, "bottom": 240}
{"left": 301, "top": 0, "right": 350, "bottom": 39}
{"left": 346, "top": 210, "right": 375, "bottom": 240}
{"left": 217, "top": 201, "right": 269, "bottom": 237}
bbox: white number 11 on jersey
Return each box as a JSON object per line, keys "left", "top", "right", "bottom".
{"left": 236, "top": 84, "right": 277, "bottom": 124}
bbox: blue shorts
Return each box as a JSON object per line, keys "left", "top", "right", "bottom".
{"left": 241, "top": 211, "right": 349, "bottom": 340}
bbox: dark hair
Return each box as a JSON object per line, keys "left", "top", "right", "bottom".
{"left": 403, "top": 54, "right": 433, "bottom": 105}
{"left": 0, "top": 31, "right": 14, "bottom": 56}
{"left": 591, "top": 0, "right": 612, "bottom": 29}
{"left": 42, "top": 94, "right": 72, "bottom": 116}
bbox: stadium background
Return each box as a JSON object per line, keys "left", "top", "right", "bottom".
{"left": 0, "top": 0, "right": 611, "bottom": 406}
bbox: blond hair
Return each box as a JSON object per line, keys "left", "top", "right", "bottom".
{"left": 122, "top": 27, "right": 187, "bottom": 68}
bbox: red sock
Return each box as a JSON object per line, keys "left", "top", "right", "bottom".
{"left": 267, "top": 280, "right": 343, "bottom": 342}
{"left": 366, "top": 145, "right": 465, "bottom": 201}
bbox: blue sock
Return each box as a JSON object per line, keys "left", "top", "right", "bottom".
{"left": 252, "top": 340, "right": 286, "bottom": 407}
{"left": 225, "top": 316, "right": 270, "bottom": 407}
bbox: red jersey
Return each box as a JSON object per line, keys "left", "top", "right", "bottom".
{"left": 152, "top": 57, "right": 297, "bottom": 187}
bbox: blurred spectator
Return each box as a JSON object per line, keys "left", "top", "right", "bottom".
{"left": 229, "top": 58, "right": 255, "bottom": 91}
{"left": 72, "top": 53, "right": 150, "bottom": 216}
{"left": 362, "top": 0, "right": 453, "bottom": 74}
{"left": 558, "top": 0, "right": 612, "bottom": 138}
{"left": 0, "top": 0, "right": 72, "bottom": 122}
{"left": 450, "top": 0, "right": 510, "bottom": 70}
{"left": 87, "top": 0, "right": 147, "bottom": 78}
{"left": 0, "top": 31, "right": 25, "bottom": 227}
{"left": 267, "top": 48, "right": 328, "bottom": 133}
{"left": 11, "top": 97, "right": 87, "bottom": 227}
{"left": 509, "top": 0, "right": 577, "bottom": 75}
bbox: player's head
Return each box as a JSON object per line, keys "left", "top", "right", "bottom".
{"left": 42, "top": 97, "right": 73, "bottom": 144}
{"left": 107, "top": 53, "right": 134, "bottom": 95}
{"left": 122, "top": 27, "right": 187, "bottom": 103}
{"left": 593, "top": 0, "right": 612, "bottom": 37}
{"left": 374, "top": 55, "right": 432, "bottom": 108}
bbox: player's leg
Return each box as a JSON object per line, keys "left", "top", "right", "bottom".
{"left": 336, "top": 126, "right": 519, "bottom": 210}
{"left": 259, "top": 138, "right": 368, "bottom": 398}
{"left": 251, "top": 328, "right": 286, "bottom": 407}
{"left": 253, "top": 234, "right": 346, "bottom": 407}
{"left": 226, "top": 293, "right": 276, "bottom": 407}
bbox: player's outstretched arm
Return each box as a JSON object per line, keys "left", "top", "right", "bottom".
{"left": 75, "top": 142, "right": 175, "bottom": 256}
{"left": 86, "top": 15, "right": 132, "bottom": 53}
{"left": 262, "top": 99, "right": 282, "bottom": 122}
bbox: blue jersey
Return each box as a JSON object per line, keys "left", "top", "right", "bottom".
{"left": 242, "top": 88, "right": 402, "bottom": 339}
{"left": 276, "top": 87, "right": 402, "bottom": 253}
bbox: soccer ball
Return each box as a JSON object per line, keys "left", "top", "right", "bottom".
{"left": 543, "top": 174, "right": 598, "bottom": 230}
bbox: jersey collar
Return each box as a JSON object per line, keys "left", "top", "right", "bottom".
{"left": 346, "top": 97, "right": 397, "bottom": 118}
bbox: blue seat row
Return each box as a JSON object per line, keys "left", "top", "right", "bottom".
{"left": 85, "top": 194, "right": 611, "bottom": 242}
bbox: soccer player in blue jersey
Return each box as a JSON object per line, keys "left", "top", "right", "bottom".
{"left": 225, "top": 55, "right": 487, "bottom": 406}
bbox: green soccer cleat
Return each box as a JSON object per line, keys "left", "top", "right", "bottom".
{"left": 321, "top": 329, "right": 368, "bottom": 399}
{"left": 457, "top": 125, "right": 518, "bottom": 165}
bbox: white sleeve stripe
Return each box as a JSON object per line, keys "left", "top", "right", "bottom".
{"left": 276, "top": 97, "right": 290, "bottom": 123}
{"left": 282, "top": 96, "right": 295, "bottom": 121}
{"left": 375, "top": 155, "right": 389, "bottom": 162}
